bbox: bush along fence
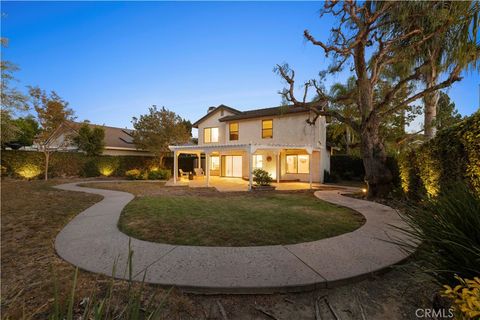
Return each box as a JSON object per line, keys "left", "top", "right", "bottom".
{"left": 398, "top": 111, "right": 480, "bottom": 198}
{"left": 329, "top": 154, "right": 400, "bottom": 187}
{"left": 1, "top": 151, "right": 194, "bottom": 180}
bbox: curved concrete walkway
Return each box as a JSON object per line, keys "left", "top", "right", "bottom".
{"left": 54, "top": 181, "right": 414, "bottom": 294}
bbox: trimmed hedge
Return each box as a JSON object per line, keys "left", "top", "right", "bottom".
{"left": 330, "top": 154, "right": 400, "bottom": 187}
{"left": 398, "top": 111, "right": 480, "bottom": 198}
{"left": 0, "top": 151, "right": 184, "bottom": 179}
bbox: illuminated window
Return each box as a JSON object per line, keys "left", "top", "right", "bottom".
{"left": 286, "top": 155, "right": 309, "bottom": 174}
{"left": 229, "top": 122, "right": 239, "bottom": 140}
{"left": 204, "top": 127, "right": 219, "bottom": 143}
{"left": 210, "top": 156, "right": 220, "bottom": 170}
{"left": 253, "top": 155, "right": 263, "bottom": 169}
{"left": 262, "top": 120, "right": 273, "bottom": 139}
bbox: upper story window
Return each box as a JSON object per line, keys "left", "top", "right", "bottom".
{"left": 204, "top": 127, "right": 219, "bottom": 143}
{"left": 262, "top": 119, "right": 273, "bottom": 139}
{"left": 286, "top": 154, "right": 309, "bottom": 174}
{"left": 229, "top": 122, "right": 239, "bottom": 140}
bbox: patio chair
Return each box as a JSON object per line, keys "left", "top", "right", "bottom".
{"left": 194, "top": 168, "right": 204, "bottom": 177}
{"left": 179, "top": 169, "right": 190, "bottom": 178}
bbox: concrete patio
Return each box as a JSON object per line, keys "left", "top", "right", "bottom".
{"left": 164, "top": 176, "right": 326, "bottom": 192}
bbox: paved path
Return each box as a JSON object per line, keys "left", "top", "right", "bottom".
{"left": 54, "top": 181, "right": 414, "bottom": 294}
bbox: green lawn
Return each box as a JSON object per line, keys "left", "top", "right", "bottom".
{"left": 111, "top": 187, "right": 365, "bottom": 246}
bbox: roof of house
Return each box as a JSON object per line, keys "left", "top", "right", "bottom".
{"left": 218, "top": 104, "right": 325, "bottom": 122}
{"left": 192, "top": 104, "right": 241, "bottom": 128}
{"left": 64, "top": 121, "right": 137, "bottom": 150}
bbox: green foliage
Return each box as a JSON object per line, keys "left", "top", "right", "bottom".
{"left": 252, "top": 168, "right": 273, "bottom": 186}
{"left": 72, "top": 123, "right": 105, "bottom": 156}
{"left": 11, "top": 116, "right": 40, "bottom": 146}
{"left": 330, "top": 155, "right": 364, "bottom": 180}
{"left": 28, "top": 86, "right": 75, "bottom": 139}
{"left": 323, "top": 170, "right": 339, "bottom": 183}
{"left": 147, "top": 168, "right": 171, "bottom": 180}
{"left": 1, "top": 151, "right": 156, "bottom": 179}
{"left": 399, "top": 111, "right": 480, "bottom": 197}
{"left": 0, "top": 109, "right": 20, "bottom": 148}
{"left": 96, "top": 157, "right": 120, "bottom": 177}
{"left": 396, "top": 184, "right": 480, "bottom": 285}
{"left": 125, "top": 169, "right": 143, "bottom": 180}
{"left": 132, "top": 106, "right": 191, "bottom": 161}
{"left": 436, "top": 91, "right": 463, "bottom": 130}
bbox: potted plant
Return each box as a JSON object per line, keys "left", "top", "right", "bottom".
{"left": 252, "top": 168, "right": 276, "bottom": 191}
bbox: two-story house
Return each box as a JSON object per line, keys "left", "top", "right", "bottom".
{"left": 169, "top": 104, "right": 330, "bottom": 189}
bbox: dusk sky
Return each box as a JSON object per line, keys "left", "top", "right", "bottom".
{"left": 2, "top": 1, "right": 479, "bottom": 132}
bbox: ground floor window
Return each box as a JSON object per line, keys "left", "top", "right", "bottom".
{"left": 286, "top": 154, "right": 309, "bottom": 174}
{"left": 253, "top": 155, "right": 263, "bottom": 169}
{"left": 210, "top": 156, "right": 220, "bottom": 170}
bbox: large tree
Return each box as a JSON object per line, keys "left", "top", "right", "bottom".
{"left": 132, "top": 106, "right": 191, "bottom": 165}
{"left": 392, "top": 2, "right": 479, "bottom": 139}
{"left": 29, "top": 87, "right": 75, "bottom": 180}
{"left": 1, "top": 38, "right": 29, "bottom": 148}
{"left": 276, "top": 1, "right": 478, "bottom": 198}
{"left": 72, "top": 123, "right": 105, "bottom": 156}
{"left": 436, "top": 91, "right": 463, "bottom": 130}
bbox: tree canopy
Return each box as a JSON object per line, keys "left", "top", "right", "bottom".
{"left": 132, "top": 106, "right": 191, "bottom": 164}
{"left": 276, "top": 1, "right": 479, "bottom": 198}
{"left": 72, "top": 123, "right": 106, "bottom": 156}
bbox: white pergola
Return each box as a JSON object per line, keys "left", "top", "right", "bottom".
{"left": 168, "top": 143, "right": 318, "bottom": 190}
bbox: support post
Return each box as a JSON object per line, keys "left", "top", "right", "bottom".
{"left": 309, "top": 152, "right": 313, "bottom": 189}
{"left": 197, "top": 153, "right": 201, "bottom": 169}
{"left": 275, "top": 151, "right": 280, "bottom": 184}
{"left": 173, "top": 150, "right": 178, "bottom": 184}
{"left": 248, "top": 147, "right": 253, "bottom": 191}
{"left": 206, "top": 152, "right": 210, "bottom": 187}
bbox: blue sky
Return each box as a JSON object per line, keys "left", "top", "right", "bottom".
{"left": 2, "top": 1, "right": 479, "bottom": 131}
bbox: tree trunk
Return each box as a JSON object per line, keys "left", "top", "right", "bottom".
{"left": 44, "top": 150, "right": 49, "bottom": 181}
{"left": 423, "top": 60, "right": 439, "bottom": 139}
{"left": 360, "top": 116, "right": 393, "bottom": 198}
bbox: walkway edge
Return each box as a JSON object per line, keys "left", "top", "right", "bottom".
{"left": 54, "top": 181, "right": 415, "bottom": 294}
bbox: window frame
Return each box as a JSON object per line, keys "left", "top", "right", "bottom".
{"left": 229, "top": 122, "right": 239, "bottom": 141}
{"left": 210, "top": 155, "right": 220, "bottom": 170}
{"left": 253, "top": 154, "right": 263, "bottom": 169}
{"left": 285, "top": 154, "right": 310, "bottom": 174}
{"left": 203, "top": 127, "right": 219, "bottom": 143}
{"left": 261, "top": 119, "right": 273, "bottom": 139}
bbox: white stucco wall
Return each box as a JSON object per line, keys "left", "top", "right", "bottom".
{"left": 197, "top": 109, "right": 237, "bottom": 145}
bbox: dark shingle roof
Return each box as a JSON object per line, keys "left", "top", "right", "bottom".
{"left": 65, "top": 121, "right": 137, "bottom": 150}
{"left": 218, "top": 105, "right": 324, "bottom": 122}
{"left": 192, "top": 104, "right": 241, "bottom": 128}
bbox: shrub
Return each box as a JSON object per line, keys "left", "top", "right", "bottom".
{"left": 96, "top": 157, "right": 120, "bottom": 177}
{"left": 399, "top": 111, "right": 480, "bottom": 198}
{"left": 125, "top": 169, "right": 142, "bottom": 180}
{"left": 15, "top": 163, "right": 42, "bottom": 179}
{"left": 397, "top": 183, "right": 480, "bottom": 285}
{"left": 147, "top": 168, "right": 171, "bottom": 180}
{"left": 330, "top": 155, "right": 364, "bottom": 180}
{"left": 252, "top": 168, "right": 273, "bottom": 186}
{"left": 323, "top": 170, "right": 339, "bottom": 183}
{"left": 442, "top": 275, "right": 480, "bottom": 319}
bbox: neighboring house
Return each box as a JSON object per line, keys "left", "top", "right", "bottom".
{"left": 169, "top": 104, "right": 330, "bottom": 188}
{"left": 38, "top": 121, "right": 153, "bottom": 156}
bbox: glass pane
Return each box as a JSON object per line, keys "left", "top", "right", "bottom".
{"left": 262, "top": 120, "right": 272, "bottom": 129}
{"left": 298, "top": 155, "right": 309, "bottom": 173}
{"left": 253, "top": 155, "right": 263, "bottom": 168}
{"left": 286, "top": 155, "right": 297, "bottom": 173}
{"left": 210, "top": 156, "right": 220, "bottom": 170}
{"left": 204, "top": 128, "right": 211, "bottom": 143}
{"left": 229, "top": 122, "right": 238, "bottom": 131}
{"left": 262, "top": 129, "right": 273, "bottom": 139}
{"left": 211, "top": 127, "right": 219, "bottom": 142}
{"left": 230, "top": 132, "right": 239, "bottom": 140}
